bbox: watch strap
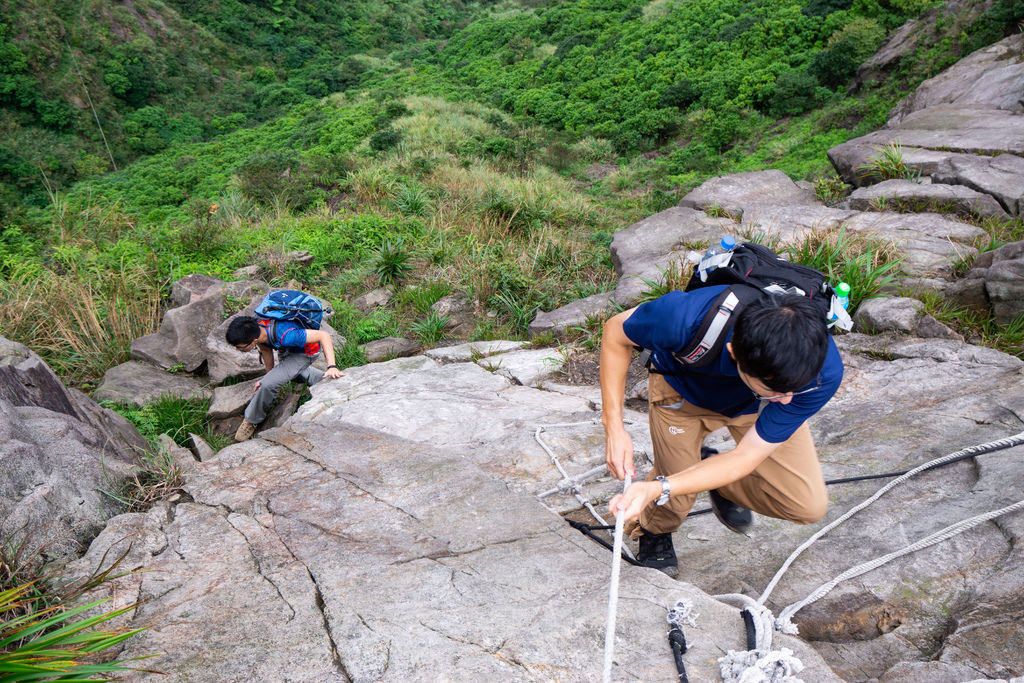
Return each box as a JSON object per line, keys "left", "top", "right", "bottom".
{"left": 655, "top": 476, "right": 671, "bottom": 506}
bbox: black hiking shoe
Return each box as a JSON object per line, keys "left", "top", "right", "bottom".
{"left": 637, "top": 528, "right": 678, "bottom": 577}
{"left": 702, "top": 446, "right": 755, "bottom": 534}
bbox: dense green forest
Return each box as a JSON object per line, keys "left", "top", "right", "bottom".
{"left": 1, "top": 0, "right": 1022, "bottom": 387}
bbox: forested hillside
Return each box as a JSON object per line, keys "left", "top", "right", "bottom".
{"left": 1, "top": 0, "right": 1021, "bottom": 388}
{"left": 0, "top": 0, "right": 492, "bottom": 212}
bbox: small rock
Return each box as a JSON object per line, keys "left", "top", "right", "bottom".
{"left": 352, "top": 287, "right": 392, "bottom": 312}
{"left": 171, "top": 274, "right": 224, "bottom": 307}
{"left": 94, "top": 361, "right": 212, "bottom": 407}
{"left": 853, "top": 297, "right": 924, "bottom": 334}
{"left": 360, "top": 337, "right": 419, "bottom": 362}
{"left": 207, "top": 379, "right": 260, "bottom": 419}
{"left": 188, "top": 433, "right": 217, "bottom": 462}
{"left": 288, "top": 250, "right": 314, "bottom": 267}
{"left": 528, "top": 292, "right": 614, "bottom": 339}
{"left": 916, "top": 314, "right": 963, "bottom": 341}
{"left": 231, "top": 265, "right": 261, "bottom": 279}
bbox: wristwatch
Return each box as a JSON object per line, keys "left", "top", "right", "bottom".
{"left": 654, "top": 476, "right": 671, "bottom": 506}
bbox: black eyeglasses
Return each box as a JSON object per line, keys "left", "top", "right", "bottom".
{"left": 751, "top": 381, "right": 820, "bottom": 402}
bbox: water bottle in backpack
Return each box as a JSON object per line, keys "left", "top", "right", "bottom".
{"left": 828, "top": 282, "right": 853, "bottom": 330}
{"left": 697, "top": 235, "right": 737, "bottom": 282}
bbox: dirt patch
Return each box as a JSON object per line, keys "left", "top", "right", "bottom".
{"left": 583, "top": 163, "right": 618, "bottom": 181}
{"left": 557, "top": 350, "right": 649, "bottom": 397}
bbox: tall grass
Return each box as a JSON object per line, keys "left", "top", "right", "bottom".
{"left": 637, "top": 258, "right": 695, "bottom": 304}
{"left": 782, "top": 226, "right": 903, "bottom": 310}
{"left": 1, "top": 543, "right": 153, "bottom": 680}
{"left": 0, "top": 260, "right": 162, "bottom": 384}
{"left": 915, "top": 291, "right": 1024, "bottom": 359}
{"left": 856, "top": 141, "right": 920, "bottom": 182}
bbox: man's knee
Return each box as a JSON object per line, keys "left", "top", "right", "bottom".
{"left": 787, "top": 491, "right": 828, "bottom": 525}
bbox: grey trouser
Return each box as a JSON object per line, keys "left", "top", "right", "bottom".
{"left": 244, "top": 351, "right": 324, "bottom": 424}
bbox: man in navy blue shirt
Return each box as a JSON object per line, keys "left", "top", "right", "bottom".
{"left": 601, "top": 287, "right": 843, "bottom": 576}
{"left": 226, "top": 316, "right": 345, "bottom": 441}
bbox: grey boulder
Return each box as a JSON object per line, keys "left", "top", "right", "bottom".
{"left": 847, "top": 178, "right": 1010, "bottom": 220}
{"left": 94, "top": 361, "right": 212, "bottom": 407}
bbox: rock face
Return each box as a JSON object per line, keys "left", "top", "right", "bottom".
{"left": 829, "top": 33, "right": 1024, "bottom": 214}
{"left": 61, "top": 345, "right": 840, "bottom": 681}
{"left": 60, "top": 331, "right": 1024, "bottom": 681}
{"left": 887, "top": 33, "right": 1024, "bottom": 124}
{"left": 0, "top": 336, "right": 147, "bottom": 563}
{"left": 846, "top": 178, "right": 1010, "bottom": 220}
{"left": 963, "top": 240, "right": 1024, "bottom": 324}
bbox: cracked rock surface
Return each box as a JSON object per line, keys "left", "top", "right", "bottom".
{"left": 58, "top": 334, "right": 1024, "bottom": 681}
{"left": 62, "top": 349, "right": 838, "bottom": 681}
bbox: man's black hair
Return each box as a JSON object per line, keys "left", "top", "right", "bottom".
{"left": 226, "top": 316, "right": 261, "bottom": 346}
{"left": 731, "top": 294, "right": 828, "bottom": 393}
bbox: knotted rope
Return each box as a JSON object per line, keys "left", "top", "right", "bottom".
{"left": 534, "top": 420, "right": 611, "bottom": 525}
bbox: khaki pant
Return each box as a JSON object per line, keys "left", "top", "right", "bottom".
{"left": 632, "top": 374, "right": 828, "bottom": 538}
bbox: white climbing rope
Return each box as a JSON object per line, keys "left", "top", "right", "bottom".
{"left": 718, "top": 647, "right": 805, "bottom": 683}
{"left": 711, "top": 430, "right": 1024, "bottom": 680}
{"left": 774, "top": 497, "right": 1024, "bottom": 633}
{"left": 758, "top": 430, "right": 1024, "bottom": 608}
{"left": 603, "top": 474, "right": 631, "bottom": 683}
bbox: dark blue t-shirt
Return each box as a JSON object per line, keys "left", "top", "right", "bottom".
{"left": 622, "top": 287, "right": 843, "bottom": 443}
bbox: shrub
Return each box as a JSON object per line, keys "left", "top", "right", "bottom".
{"left": 108, "top": 395, "right": 212, "bottom": 448}
{"left": 802, "top": 0, "right": 852, "bottom": 16}
{"left": 384, "top": 101, "right": 410, "bottom": 120}
{"left": 0, "top": 580, "right": 150, "bottom": 679}
{"left": 369, "top": 127, "right": 402, "bottom": 153}
{"left": 782, "top": 227, "right": 903, "bottom": 310}
{"left": 393, "top": 185, "right": 431, "bottom": 216}
{"left": 659, "top": 78, "right": 699, "bottom": 110}
{"left": 770, "top": 70, "right": 819, "bottom": 117}
{"left": 410, "top": 311, "right": 449, "bottom": 345}
{"left": 372, "top": 238, "right": 413, "bottom": 285}
{"left": 856, "top": 141, "right": 919, "bottom": 182}
{"left": 236, "top": 150, "right": 303, "bottom": 206}
{"left": 665, "top": 143, "right": 720, "bottom": 175}
{"left": 399, "top": 281, "right": 452, "bottom": 314}
{"left": 543, "top": 142, "right": 576, "bottom": 172}
{"left": 489, "top": 290, "right": 539, "bottom": 334}
{"left": 810, "top": 39, "right": 860, "bottom": 89}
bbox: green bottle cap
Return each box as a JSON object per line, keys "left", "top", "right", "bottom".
{"left": 836, "top": 282, "right": 850, "bottom": 296}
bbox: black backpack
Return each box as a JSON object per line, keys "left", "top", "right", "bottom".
{"left": 646, "top": 242, "right": 846, "bottom": 372}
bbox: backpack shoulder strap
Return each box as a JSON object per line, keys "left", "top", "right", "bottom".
{"left": 258, "top": 318, "right": 280, "bottom": 349}
{"left": 644, "top": 285, "right": 764, "bottom": 375}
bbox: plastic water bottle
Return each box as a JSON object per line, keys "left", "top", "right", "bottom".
{"left": 835, "top": 282, "right": 850, "bottom": 311}
{"left": 698, "top": 235, "right": 736, "bottom": 281}
{"left": 829, "top": 281, "right": 853, "bottom": 331}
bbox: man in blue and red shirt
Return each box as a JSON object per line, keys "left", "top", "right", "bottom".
{"left": 601, "top": 287, "right": 843, "bottom": 576}
{"left": 226, "top": 316, "right": 344, "bottom": 441}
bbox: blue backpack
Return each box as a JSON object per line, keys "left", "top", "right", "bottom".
{"left": 254, "top": 291, "right": 331, "bottom": 347}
